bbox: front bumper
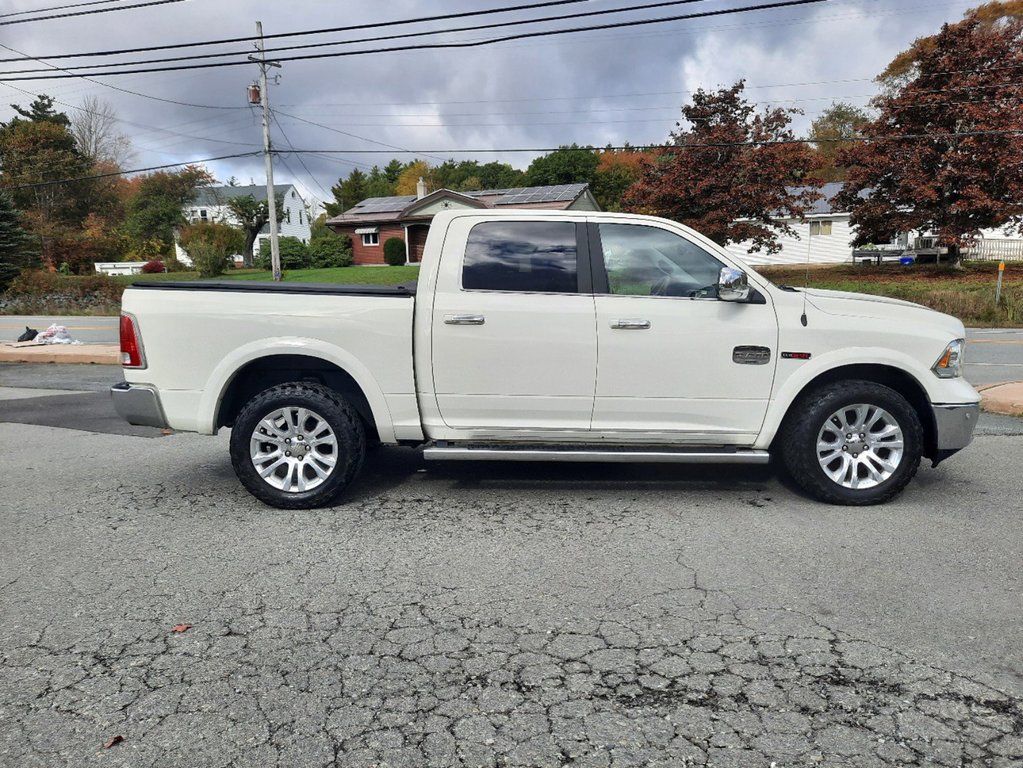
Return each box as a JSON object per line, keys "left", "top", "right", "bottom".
{"left": 110, "top": 381, "right": 169, "bottom": 429}
{"left": 930, "top": 401, "right": 980, "bottom": 465}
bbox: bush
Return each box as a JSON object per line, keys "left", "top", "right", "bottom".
{"left": 256, "top": 236, "right": 309, "bottom": 270}
{"left": 179, "top": 222, "right": 245, "bottom": 264}
{"left": 383, "top": 236, "right": 406, "bottom": 266}
{"left": 1, "top": 270, "right": 123, "bottom": 314}
{"left": 308, "top": 234, "right": 352, "bottom": 268}
{"left": 141, "top": 259, "right": 166, "bottom": 274}
{"left": 188, "top": 240, "right": 231, "bottom": 278}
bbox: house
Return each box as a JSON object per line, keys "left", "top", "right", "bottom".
{"left": 175, "top": 183, "right": 311, "bottom": 265}
{"left": 326, "top": 180, "right": 600, "bottom": 265}
{"left": 723, "top": 182, "right": 861, "bottom": 267}
{"left": 724, "top": 181, "right": 1023, "bottom": 266}
{"left": 94, "top": 261, "right": 147, "bottom": 276}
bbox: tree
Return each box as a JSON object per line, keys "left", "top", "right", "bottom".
{"left": 178, "top": 221, "right": 245, "bottom": 261}
{"left": 225, "top": 192, "right": 283, "bottom": 267}
{"left": 70, "top": 95, "right": 133, "bottom": 167}
{"left": 0, "top": 193, "right": 35, "bottom": 291}
{"left": 395, "top": 160, "right": 431, "bottom": 196}
{"left": 383, "top": 159, "right": 405, "bottom": 186}
{"left": 8, "top": 95, "right": 69, "bottom": 127}
{"left": 807, "top": 103, "right": 871, "bottom": 182}
{"left": 256, "top": 236, "right": 308, "bottom": 270}
{"left": 325, "top": 168, "right": 367, "bottom": 216}
{"left": 123, "top": 166, "right": 213, "bottom": 257}
{"left": 383, "top": 236, "right": 406, "bottom": 266}
{"left": 836, "top": 2, "right": 1023, "bottom": 258}
{"left": 624, "top": 82, "right": 821, "bottom": 253}
{"left": 524, "top": 145, "right": 599, "bottom": 187}
{"left": 591, "top": 147, "right": 656, "bottom": 211}
{"left": 364, "top": 165, "right": 395, "bottom": 197}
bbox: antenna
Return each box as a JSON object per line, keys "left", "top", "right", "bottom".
{"left": 800, "top": 220, "right": 811, "bottom": 327}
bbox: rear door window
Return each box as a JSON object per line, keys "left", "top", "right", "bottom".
{"left": 462, "top": 221, "right": 578, "bottom": 293}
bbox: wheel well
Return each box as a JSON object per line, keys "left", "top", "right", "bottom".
{"left": 216, "top": 355, "right": 378, "bottom": 441}
{"left": 780, "top": 364, "right": 937, "bottom": 458}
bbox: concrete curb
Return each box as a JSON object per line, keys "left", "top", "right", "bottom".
{"left": 976, "top": 381, "right": 1023, "bottom": 417}
{"left": 0, "top": 343, "right": 119, "bottom": 365}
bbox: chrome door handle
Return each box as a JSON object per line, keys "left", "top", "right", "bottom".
{"left": 444, "top": 314, "right": 486, "bottom": 325}
{"left": 611, "top": 319, "right": 651, "bottom": 330}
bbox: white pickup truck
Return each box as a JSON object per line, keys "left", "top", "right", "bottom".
{"left": 113, "top": 209, "right": 979, "bottom": 508}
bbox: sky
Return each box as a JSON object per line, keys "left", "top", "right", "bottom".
{"left": 0, "top": 0, "right": 982, "bottom": 213}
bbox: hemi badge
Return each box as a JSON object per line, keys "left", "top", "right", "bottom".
{"left": 781, "top": 351, "right": 812, "bottom": 360}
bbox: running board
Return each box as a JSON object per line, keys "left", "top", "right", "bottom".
{"left": 422, "top": 445, "right": 771, "bottom": 464}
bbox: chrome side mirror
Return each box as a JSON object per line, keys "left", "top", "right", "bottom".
{"left": 718, "top": 267, "right": 751, "bottom": 302}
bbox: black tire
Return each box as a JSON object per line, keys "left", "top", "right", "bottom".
{"left": 778, "top": 380, "right": 923, "bottom": 505}
{"left": 229, "top": 382, "right": 366, "bottom": 509}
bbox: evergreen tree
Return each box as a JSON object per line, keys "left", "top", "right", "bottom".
{"left": 0, "top": 193, "right": 35, "bottom": 291}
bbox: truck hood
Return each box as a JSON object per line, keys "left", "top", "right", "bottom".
{"left": 804, "top": 288, "right": 964, "bottom": 336}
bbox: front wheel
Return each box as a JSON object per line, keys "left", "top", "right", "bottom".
{"left": 779, "top": 380, "right": 923, "bottom": 505}
{"left": 229, "top": 382, "right": 366, "bottom": 509}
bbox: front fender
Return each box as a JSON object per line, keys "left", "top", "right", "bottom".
{"left": 755, "top": 346, "right": 957, "bottom": 450}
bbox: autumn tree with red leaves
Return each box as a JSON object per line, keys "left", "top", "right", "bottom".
{"left": 836, "top": 2, "right": 1023, "bottom": 257}
{"left": 623, "top": 82, "right": 821, "bottom": 254}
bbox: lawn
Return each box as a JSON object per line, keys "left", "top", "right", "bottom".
{"left": 756, "top": 261, "right": 1023, "bottom": 327}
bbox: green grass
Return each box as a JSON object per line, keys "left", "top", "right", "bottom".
{"left": 216, "top": 266, "right": 420, "bottom": 284}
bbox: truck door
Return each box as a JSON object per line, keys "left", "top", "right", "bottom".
{"left": 588, "top": 220, "right": 778, "bottom": 442}
{"left": 430, "top": 217, "right": 597, "bottom": 432}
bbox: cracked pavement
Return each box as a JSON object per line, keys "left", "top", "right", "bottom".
{"left": 1, "top": 421, "right": 1021, "bottom": 767}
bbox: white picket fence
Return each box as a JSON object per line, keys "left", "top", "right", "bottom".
{"left": 963, "top": 239, "right": 1023, "bottom": 261}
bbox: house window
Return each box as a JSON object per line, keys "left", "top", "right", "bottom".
{"left": 285, "top": 209, "right": 291, "bottom": 224}
{"left": 810, "top": 220, "right": 833, "bottom": 236}
{"left": 361, "top": 232, "right": 379, "bottom": 246}
{"left": 200, "top": 209, "right": 208, "bottom": 220}
{"left": 299, "top": 211, "right": 303, "bottom": 225}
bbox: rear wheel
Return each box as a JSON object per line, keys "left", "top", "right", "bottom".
{"left": 229, "top": 382, "right": 365, "bottom": 509}
{"left": 779, "top": 380, "right": 923, "bottom": 505}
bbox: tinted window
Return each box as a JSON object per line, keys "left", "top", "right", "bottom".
{"left": 463, "top": 221, "right": 578, "bottom": 293}
{"left": 598, "top": 224, "right": 724, "bottom": 297}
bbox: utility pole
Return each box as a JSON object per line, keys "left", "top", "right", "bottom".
{"left": 249, "top": 21, "right": 282, "bottom": 280}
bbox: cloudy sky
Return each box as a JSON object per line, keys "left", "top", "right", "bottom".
{"left": 1, "top": 0, "right": 978, "bottom": 211}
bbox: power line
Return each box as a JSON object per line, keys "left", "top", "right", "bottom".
{"left": 0, "top": 0, "right": 184, "bottom": 27}
{"left": 277, "top": 129, "right": 1023, "bottom": 156}
{"left": 0, "top": 0, "right": 125, "bottom": 19}
{"left": 6, "top": 126, "right": 1021, "bottom": 192}
{"left": 0, "top": 0, "right": 831, "bottom": 81}
{"left": 0, "top": 0, "right": 592, "bottom": 62}
{"left": 0, "top": 151, "right": 263, "bottom": 191}
{"left": 271, "top": 112, "right": 331, "bottom": 203}
{"left": 274, "top": 110, "right": 448, "bottom": 163}
{"left": 0, "top": 0, "right": 719, "bottom": 75}
{"left": 0, "top": 41, "right": 247, "bottom": 110}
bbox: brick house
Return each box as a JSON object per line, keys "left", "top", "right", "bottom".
{"left": 326, "top": 180, "right": 600, "bottom": 265}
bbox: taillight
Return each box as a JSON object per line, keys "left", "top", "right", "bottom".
{"left": 119, "top": 313, "right": 146, "bottom": 368}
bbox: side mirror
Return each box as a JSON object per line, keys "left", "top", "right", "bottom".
{"left": 718, "top": 267, "right": 751, "bottom": 302}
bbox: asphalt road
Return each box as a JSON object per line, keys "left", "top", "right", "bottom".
{"left": 1, "top": 367, "right": 1021, "bottom": 767}
{"left": 0, "top": 315, "right": 119, "bottom": 345}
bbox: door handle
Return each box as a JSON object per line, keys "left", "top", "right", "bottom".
{"left": 610, "top": 319, "right": 651, "bottom": 330}
{"left": 444, "top": 314, "right": 486, "bottom": 326}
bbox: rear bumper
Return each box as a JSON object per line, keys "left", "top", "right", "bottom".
{"left": 930, "top": 402, "right": 980, "bottom": 465}
{"left": 110, "top": 381, "right": 168, "bottom": 429}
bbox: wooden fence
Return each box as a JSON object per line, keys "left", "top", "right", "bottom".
{"left": 962, "top": 239, "right": 1023, "bottom": 261}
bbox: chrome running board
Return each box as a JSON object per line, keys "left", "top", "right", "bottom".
{"left": 422, "top": 445, "right": 770, "bottom": 464}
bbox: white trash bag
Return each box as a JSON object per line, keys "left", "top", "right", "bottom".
{"left": 36, "top": 324, "right": 82, "bottom": 345}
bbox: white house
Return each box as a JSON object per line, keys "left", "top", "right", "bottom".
{"left": 724, "top": 181, "right": 1023, "bottom": 266}
{"left": 175, "top": 183, "right": 312, "bottom": 265}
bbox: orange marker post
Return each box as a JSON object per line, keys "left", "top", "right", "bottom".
{"left": 996, "top": 261, "right": 1005, "bottom": 304}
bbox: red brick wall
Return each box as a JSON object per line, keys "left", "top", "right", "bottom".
{"left": 335, "top": 225, "right": 405, "bottom": 265}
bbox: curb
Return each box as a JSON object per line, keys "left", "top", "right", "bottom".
{"left": 0, "top": 343, "right": 120, "bottom": 365}
{"left": 976, "top": 381, "right": 1023, "bottom": 418}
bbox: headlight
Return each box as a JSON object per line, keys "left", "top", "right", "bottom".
{"left": 932, "top": 339, "right": 964, "bottom": 378}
